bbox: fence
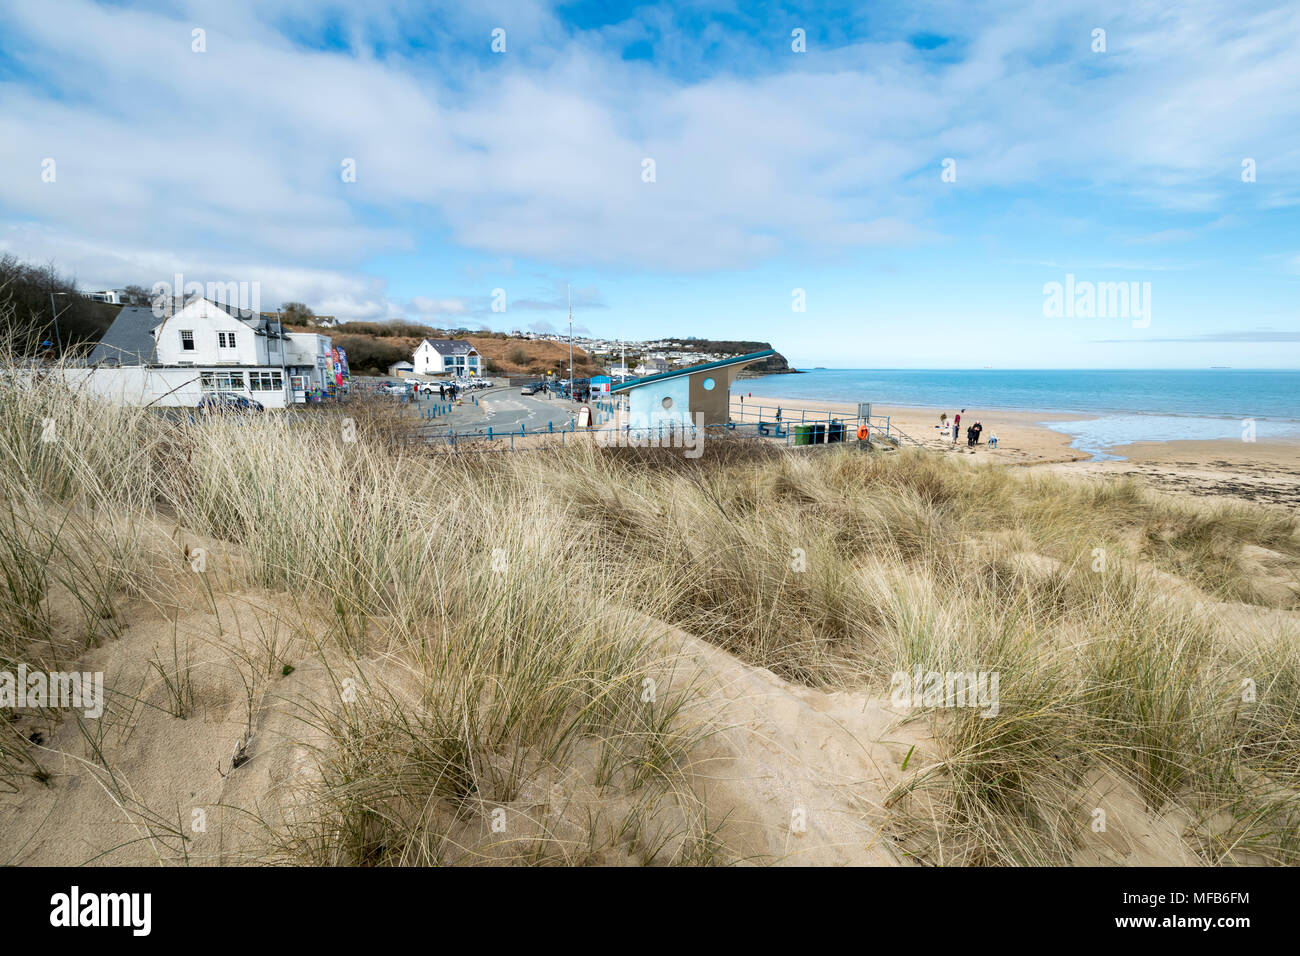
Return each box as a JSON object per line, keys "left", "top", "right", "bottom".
{"left": 415, "top": 410, "right": 897, "bottom": 452}
{"left": 728, "top": 400, "right": 893, "bottom": 437}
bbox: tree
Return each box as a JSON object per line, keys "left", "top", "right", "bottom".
{"left": 280, "top": 301, "right": 316, "bottom": 326}
{"left": 120, "top": 285, "right": 152, "bottom": 306}
{"left": 0, "top": 253, "right": 119, "bottom": 355}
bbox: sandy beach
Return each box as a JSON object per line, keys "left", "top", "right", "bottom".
{"left": 730, "top": 393, "right": 1300, "bottom": 508}
{"left": 729, "top": 394, "right": 1089, "bottom": 464}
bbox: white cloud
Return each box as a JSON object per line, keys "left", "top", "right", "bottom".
{"left": 1, "top": 0, "right": 1297, "bottom": 313}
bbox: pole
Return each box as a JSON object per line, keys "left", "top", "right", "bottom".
{"left": 48, "top": 292, "right": 64, "bottom": 358}
{"left": 276, "top": 309, "right": 289, "bottom": 408}
{"left": 567, "top": 284, "right": 573, "bottom": 400}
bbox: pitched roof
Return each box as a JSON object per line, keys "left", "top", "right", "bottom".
{"left": 611, "top": 349, "right": 775, "bottom": 392}
{"left": 154, "top": 297, "right": 285, "bottom": 336}
{"left": 419, "top": 338, "right": 478, "bottom": 355}
{"left": 85, "top": 306, "right": 160, "bottom": 365}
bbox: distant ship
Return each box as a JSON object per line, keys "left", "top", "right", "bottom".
{"left": 1210, "top": 365, "right": 1231, "bottom": 369}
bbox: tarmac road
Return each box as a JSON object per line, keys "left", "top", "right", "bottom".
{"left": 424, "top": 386, "right": 578, "bottom": 436}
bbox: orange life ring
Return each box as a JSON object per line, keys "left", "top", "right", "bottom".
{"left": 856, "top": 424, "right": 869, "bottom": 440}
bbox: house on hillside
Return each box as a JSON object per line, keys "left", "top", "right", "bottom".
{"left": 413, "top": 338, "right": 483, "bottom": 377}
{"left": 79, "top": 289, "right": 125, "bottom": 304}
{"left": 612, "top": 349, "right": 775, "bottom": 430}
{"left": 75, "top": 297, "right": 337, "bottom": 407}
{"left": 388, "top": 361, "right": 415, "bottom": 378}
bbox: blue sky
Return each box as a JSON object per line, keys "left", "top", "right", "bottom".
{"left": 1, "top": 0, "right": 1297, "bottom": 368}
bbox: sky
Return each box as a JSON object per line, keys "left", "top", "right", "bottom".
{"left": 1, "top": 0, "right": 1297, "bottom": 369}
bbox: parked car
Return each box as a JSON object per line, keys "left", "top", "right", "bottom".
{"left": 520, "top": 382, "right": 544, "bottom": 395}
{"left": 197, "top": 391, "right": 264, "bottom": 413}
{"left": 385, "top": 384, "right": 410, "bottom": 397}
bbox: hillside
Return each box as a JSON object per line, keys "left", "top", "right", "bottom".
{"left": 664, "top": 338, "right": 792, "bottom": 375}
{"left": 286, "top": 321, "right": 598, "bottom": 377}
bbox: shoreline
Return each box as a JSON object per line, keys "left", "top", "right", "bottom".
{"left": 729, "top": 393, "right": 1300, "bottom": 507}
{"left": 729, "top": 394, "right": 1090, "bottom": 465}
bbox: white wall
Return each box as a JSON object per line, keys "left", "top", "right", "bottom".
{"left": 154, "top": 299, "right": 277, "bottom": 367}
{"left": 413, "top": 341, "right": 482, "bottom": 376}
{"left": 63, "top": 367, "right": 291, "bottom": 409}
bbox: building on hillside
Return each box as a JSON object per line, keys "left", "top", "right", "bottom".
{"left": 79, "top": 289, "right": 124, "bottom": 304}
{"left": 74, "top": 297, "right": 336, "bottom": 407}
{"left": 388, "top": 361, "right": 415, "bottom": 378}
{"left": 611, "top": 349, "right": 774, "bottom": 431}
{"left": 413, "top": 338, "right": 483, "bottom": 377}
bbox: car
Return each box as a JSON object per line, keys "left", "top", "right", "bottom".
{"left": 197, "top": 391, "right": 264, "bottom": 413}
{"left": 385, "top": 384, "right": 409, "bottom": 396}
{"left": 520, "top": 382, "right": 545, "bottom": 396}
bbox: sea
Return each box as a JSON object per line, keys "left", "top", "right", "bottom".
{"left": 736, "top": 369, "right": 1300, "bottom": 460}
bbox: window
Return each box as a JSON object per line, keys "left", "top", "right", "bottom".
{"left": 701, "top": 377, "right": 716, "bottom": 391}
{"left": 200, "top": 372, "right": 217, "bottom": 391}
{"left": 249, "top": 371, "right": 283, "bottom": 391}
{"left": 661, "top": 396, "right": 674, "bottom": 410}
{"left": 290, "top": 375, "right": 306, "bottom": 390}
{"left": 216, "top": 371, "right": 246, "bottom": 391}
{"left": 218, "top": 332, "right": 236, "bottom": 349}
{"left": 180, "top": 330, "right": 195, "bottom": 351}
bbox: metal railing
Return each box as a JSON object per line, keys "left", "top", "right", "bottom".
{"left": 728, "top": 401, "right": 893, "bottom": 437}
{"left": 419, "top": 416, "right": 896, "bottom": 452}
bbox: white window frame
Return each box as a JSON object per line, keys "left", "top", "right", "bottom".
{"left": 180, "top": 330, "right": 195, "bottom": 351}
{"left": 248, "top": 371, "right": 283, "bottom": 392}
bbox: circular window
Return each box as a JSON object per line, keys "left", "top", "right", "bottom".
{"left": 661, "top": 396, "right": 674, "bottom": 410}
{"left": 701, "top": 377, "right": 715, "bottom": 391}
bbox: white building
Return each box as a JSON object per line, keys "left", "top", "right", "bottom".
{"left": 80, "top": 289, "right": 124, "bottom": 304}
{"left": 78, "top": 297, "right": 336, "bottom": 407}
{"left": 413, "top": 338, "right": 483, "bottom": 377}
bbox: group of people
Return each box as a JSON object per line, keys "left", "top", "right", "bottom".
{"left": 938, "top": 410, "right": 997, "bottom": 449}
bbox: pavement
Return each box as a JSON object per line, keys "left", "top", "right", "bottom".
{"left": 414, "top": 385, "right": 579, "bottom": 437}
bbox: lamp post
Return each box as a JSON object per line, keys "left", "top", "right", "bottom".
{"left": 567, "top": 284, "right": 573, "bottom": 401}
{"left": 48, "top": 291, "right": 70, "bottom": 358}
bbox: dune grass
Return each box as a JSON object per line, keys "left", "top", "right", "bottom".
{"left": 1, "top": 342, "right": 1298, "bottom": 864}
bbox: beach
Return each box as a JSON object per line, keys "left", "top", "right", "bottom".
{"left": 730, "top": 394, "right": 1090, "bottom": 464}
{"left": 729, "top": 393, "right": 1300, "bottom": 507}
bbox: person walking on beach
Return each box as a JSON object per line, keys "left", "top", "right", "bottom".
{"left": 952, "top": 411, "right": 961, "bottom": 444}
{"left": 969, "top": 421, "right": 983, "bottom": 447}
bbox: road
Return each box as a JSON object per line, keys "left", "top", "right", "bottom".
{"left": 420, "top": 386, "right": 578, "bottom": 437}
